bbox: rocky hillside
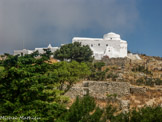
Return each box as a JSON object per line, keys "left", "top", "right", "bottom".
{"left": 100, "top": 54, "right": 162, "bottom": 86}
{"left": 65, "top": 54, "right": 162, "bottom": 111}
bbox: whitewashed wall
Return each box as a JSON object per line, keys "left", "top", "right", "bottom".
{"left": 72, "top": 32, "right": 128, "bottom": 60}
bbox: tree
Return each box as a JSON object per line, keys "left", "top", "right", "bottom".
{"left": 129, "top": 106, "right": 162, "bottom": 122}
{"left": 41, "top": 48, "right": 53, "bottom": 60}
{"left": 54, "top": 42, "right": 93, "bottom": 62}
{"left": 3, "top": 54, "right": 19, "bottom": 69}
{"left": 107, "top": 106, "right": 162, "bottom": 122}
{"left": 0, "top": 54, "right": 91, "bottom": 121}
{"left": 52, "top": 61, "right": 91, "bottom": 92}
{"left": 0, "top": 56, "right": 67, "bottom": 121}
{"left": 57, "top": 96, "right": 103, "bottom": 122}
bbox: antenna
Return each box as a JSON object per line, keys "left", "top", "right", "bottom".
{"left": 23, "top": 40, "right": 24, "bottom": 49}
{"left": 22, "top": 40, "right": 24, "bottom": 49}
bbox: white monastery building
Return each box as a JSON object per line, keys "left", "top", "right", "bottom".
{"left": 14, "top": 32, "right": 130, "bottom": 60}
{"left": 72, "top": 32, "right": 128, "bottom": 60}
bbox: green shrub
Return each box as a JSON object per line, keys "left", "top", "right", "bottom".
{"left": 89, "top": 71, "right": 107, "bottom": 81}
{"left": 129, "top": 106, "right": 162, "bottom": 122}
{"left": 136, "top": 78, "right": 144, "bottom": 85}
{"left": 155, "top": 78, "right": 162, "bottom": 85}
{"left": 107, "top": 72, "right": 118, "bottom": 81}
{"left": 107, "top": 94, "right": 117, "bottom": 98}
{"left": 58, "top": 96, "right": 103, "bottom": 122}
{"left": 132, "top": 65, "right": 152, "bottom": 75}
{"left": 145, "top": 78, "right": 154, "bottom": 87}
{"left": 94, "top": 62, "right": 105, "bottom": 71}
{"left": 88, "top": 62, "right": 108, "bottom": 81}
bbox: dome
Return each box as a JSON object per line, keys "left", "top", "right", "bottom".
{"left": 103, "top": 32, "right": 120, "bottom": 40}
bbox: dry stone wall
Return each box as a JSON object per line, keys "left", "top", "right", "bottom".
{"left": 130, "top": 87, "right": 147, "bottom": 95}
{"left": 65, "top": 81, "right": 130, "bottom": 100}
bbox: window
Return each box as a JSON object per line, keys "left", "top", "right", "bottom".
{"left": 91, "top": 44, "right": 93, "bottom": 47}
{"left": 106, "top": 44, "right": 108, "bottom": 46}
{"left": 98, "top": 43, "right": 100, "bottom": 46}
{"left": 110, "top": 38, "right": 112, "bottom": 40}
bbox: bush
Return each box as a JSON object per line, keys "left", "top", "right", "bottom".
{"left": 107, "top": 72, "right": 118, "bottom": 81}
{"left": 145, "top": 78, "right": 154, "bottom": 87}
{"left": 129, "top": 106, "right": 162, "bottom": 122}
{"left": 136, "top": 78, "right": 144, "bottom": 85}
{"left": 89, "top": 71, "right": 107, "bottom": 81}
{"left": 155, "top": 78, "right": 162, "bottom": 85}
{"left": 105, "top": 106, "right": 162, "bottom": 122}
{"left": 94, "top": 62, "right": 105, "bottom": 71}
{"left": 58, "top": 95, "right": 103, "bottom": 122}
{"left": 136, "top": 77, "right": 155, "bottom": 87}
{"left": 107, "top": 94, "right": 117, "bottom": 98}
{"left": 88, "top": 62, "right": 108, "bottom": 81}
{"left": 132, "top": 65, "right": 152, "bottom": 75}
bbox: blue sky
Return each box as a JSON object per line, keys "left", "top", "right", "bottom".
{"left": 0, "top": 0, "right": 162, "bottom": 57}
{"left": 126, "top": 0, "right": 162, "bottom": 56}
